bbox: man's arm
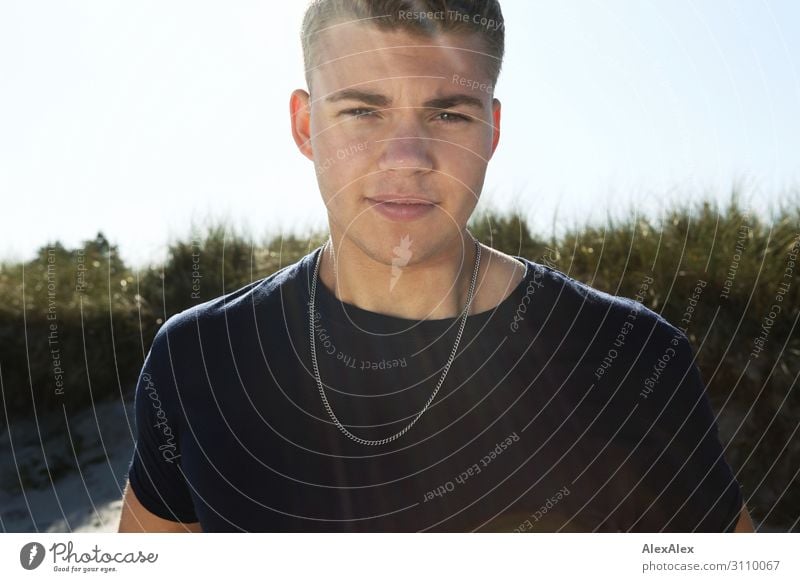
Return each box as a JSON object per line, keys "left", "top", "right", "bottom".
{"left": 733, "top": 503, "right": 756, "bottom": 532}
{"left": 117, "top": 480, "right": 202, "bottom": 533}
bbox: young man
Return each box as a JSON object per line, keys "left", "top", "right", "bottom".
{"left": 118, "top": 0, "right": 754, "bottom": 533}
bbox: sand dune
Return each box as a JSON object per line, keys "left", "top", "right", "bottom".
{"left": 1, "top": 398, "right": 133, "bottom": 532}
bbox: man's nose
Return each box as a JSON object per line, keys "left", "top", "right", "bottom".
{"left": 376, "top": 113, "right": 434, "bottom": 173}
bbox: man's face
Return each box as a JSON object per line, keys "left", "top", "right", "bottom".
{"left": 292, "top": 22, "right": 501, "bottom": 266}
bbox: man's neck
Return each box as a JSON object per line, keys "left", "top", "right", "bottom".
{"left": 317, "top": 231, "right": 485, "bottom": 321}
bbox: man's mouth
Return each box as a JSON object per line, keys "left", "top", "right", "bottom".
{"left": 365, "top": 196, "right": 438, "bottom": 221}
{"left": 366, "top": 195, "right": 437, "bottom": 205}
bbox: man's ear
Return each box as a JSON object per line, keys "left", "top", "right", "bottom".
{"left": 490, "top": 97, "right": 501, "bottom": 157}
{"left": 290, "top": 89, "right": 313, "bottom": 161}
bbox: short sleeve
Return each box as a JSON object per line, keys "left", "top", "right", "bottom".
{"left": 127, "top": 323, "right": 198, "bottom": 523}
{"left": 631, "top": 329, "right": 743, "bottom": 532}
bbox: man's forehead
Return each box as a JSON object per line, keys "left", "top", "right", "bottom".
{"left": 310, "top": 22, "right": 492, "bottom": 82}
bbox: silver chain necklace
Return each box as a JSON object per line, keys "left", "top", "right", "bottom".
{"left": 308, "top": 236, "right": 482, "bottom": 446}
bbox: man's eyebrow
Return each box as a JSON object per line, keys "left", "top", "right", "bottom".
{"left": 325, "top": 89, "right": 390, "bottom": 107}
{"left": 324, "top": 90, "right": 485, "bottom": 110}
{"left": 422, "top": 94, "right": 485, "bottom": 110}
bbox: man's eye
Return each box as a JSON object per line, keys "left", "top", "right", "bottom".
{"left": 435, "top": 111, "right": 471, "bottom": 123}
{"left": 341, "top": 108, "right": 377, "bottom": 119}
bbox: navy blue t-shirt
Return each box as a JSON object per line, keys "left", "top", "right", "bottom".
{"left": 126, "top": 246, "right": 743, "bottom": 532}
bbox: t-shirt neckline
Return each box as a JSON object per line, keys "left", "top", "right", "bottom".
{"left": 302, "top": 245, "right": 532, "bottom": 335}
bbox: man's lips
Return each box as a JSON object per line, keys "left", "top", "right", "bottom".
{"left": 365, "top": 195, "right": 437, "bottom": 205}
{"left": 365, "top": 196, "right": 438, "bottom": 222}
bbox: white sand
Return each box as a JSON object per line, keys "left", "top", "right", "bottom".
{"left": 1, "top": 397, "right": 134, "bottom": 532}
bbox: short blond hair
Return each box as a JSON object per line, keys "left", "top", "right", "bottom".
{"left": 300, "top": 0, "right": 505, "bottom": 91}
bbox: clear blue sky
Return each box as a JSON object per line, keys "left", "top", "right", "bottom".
{"left": 1, "top": 0, "right": 798, "bottom": 266}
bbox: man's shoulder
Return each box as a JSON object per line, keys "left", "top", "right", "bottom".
{"left": 523, "top": 258, "right": 681, "bottom": 341}
{"left": 156, "top": 251, "right": 313, "bottom": 341}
